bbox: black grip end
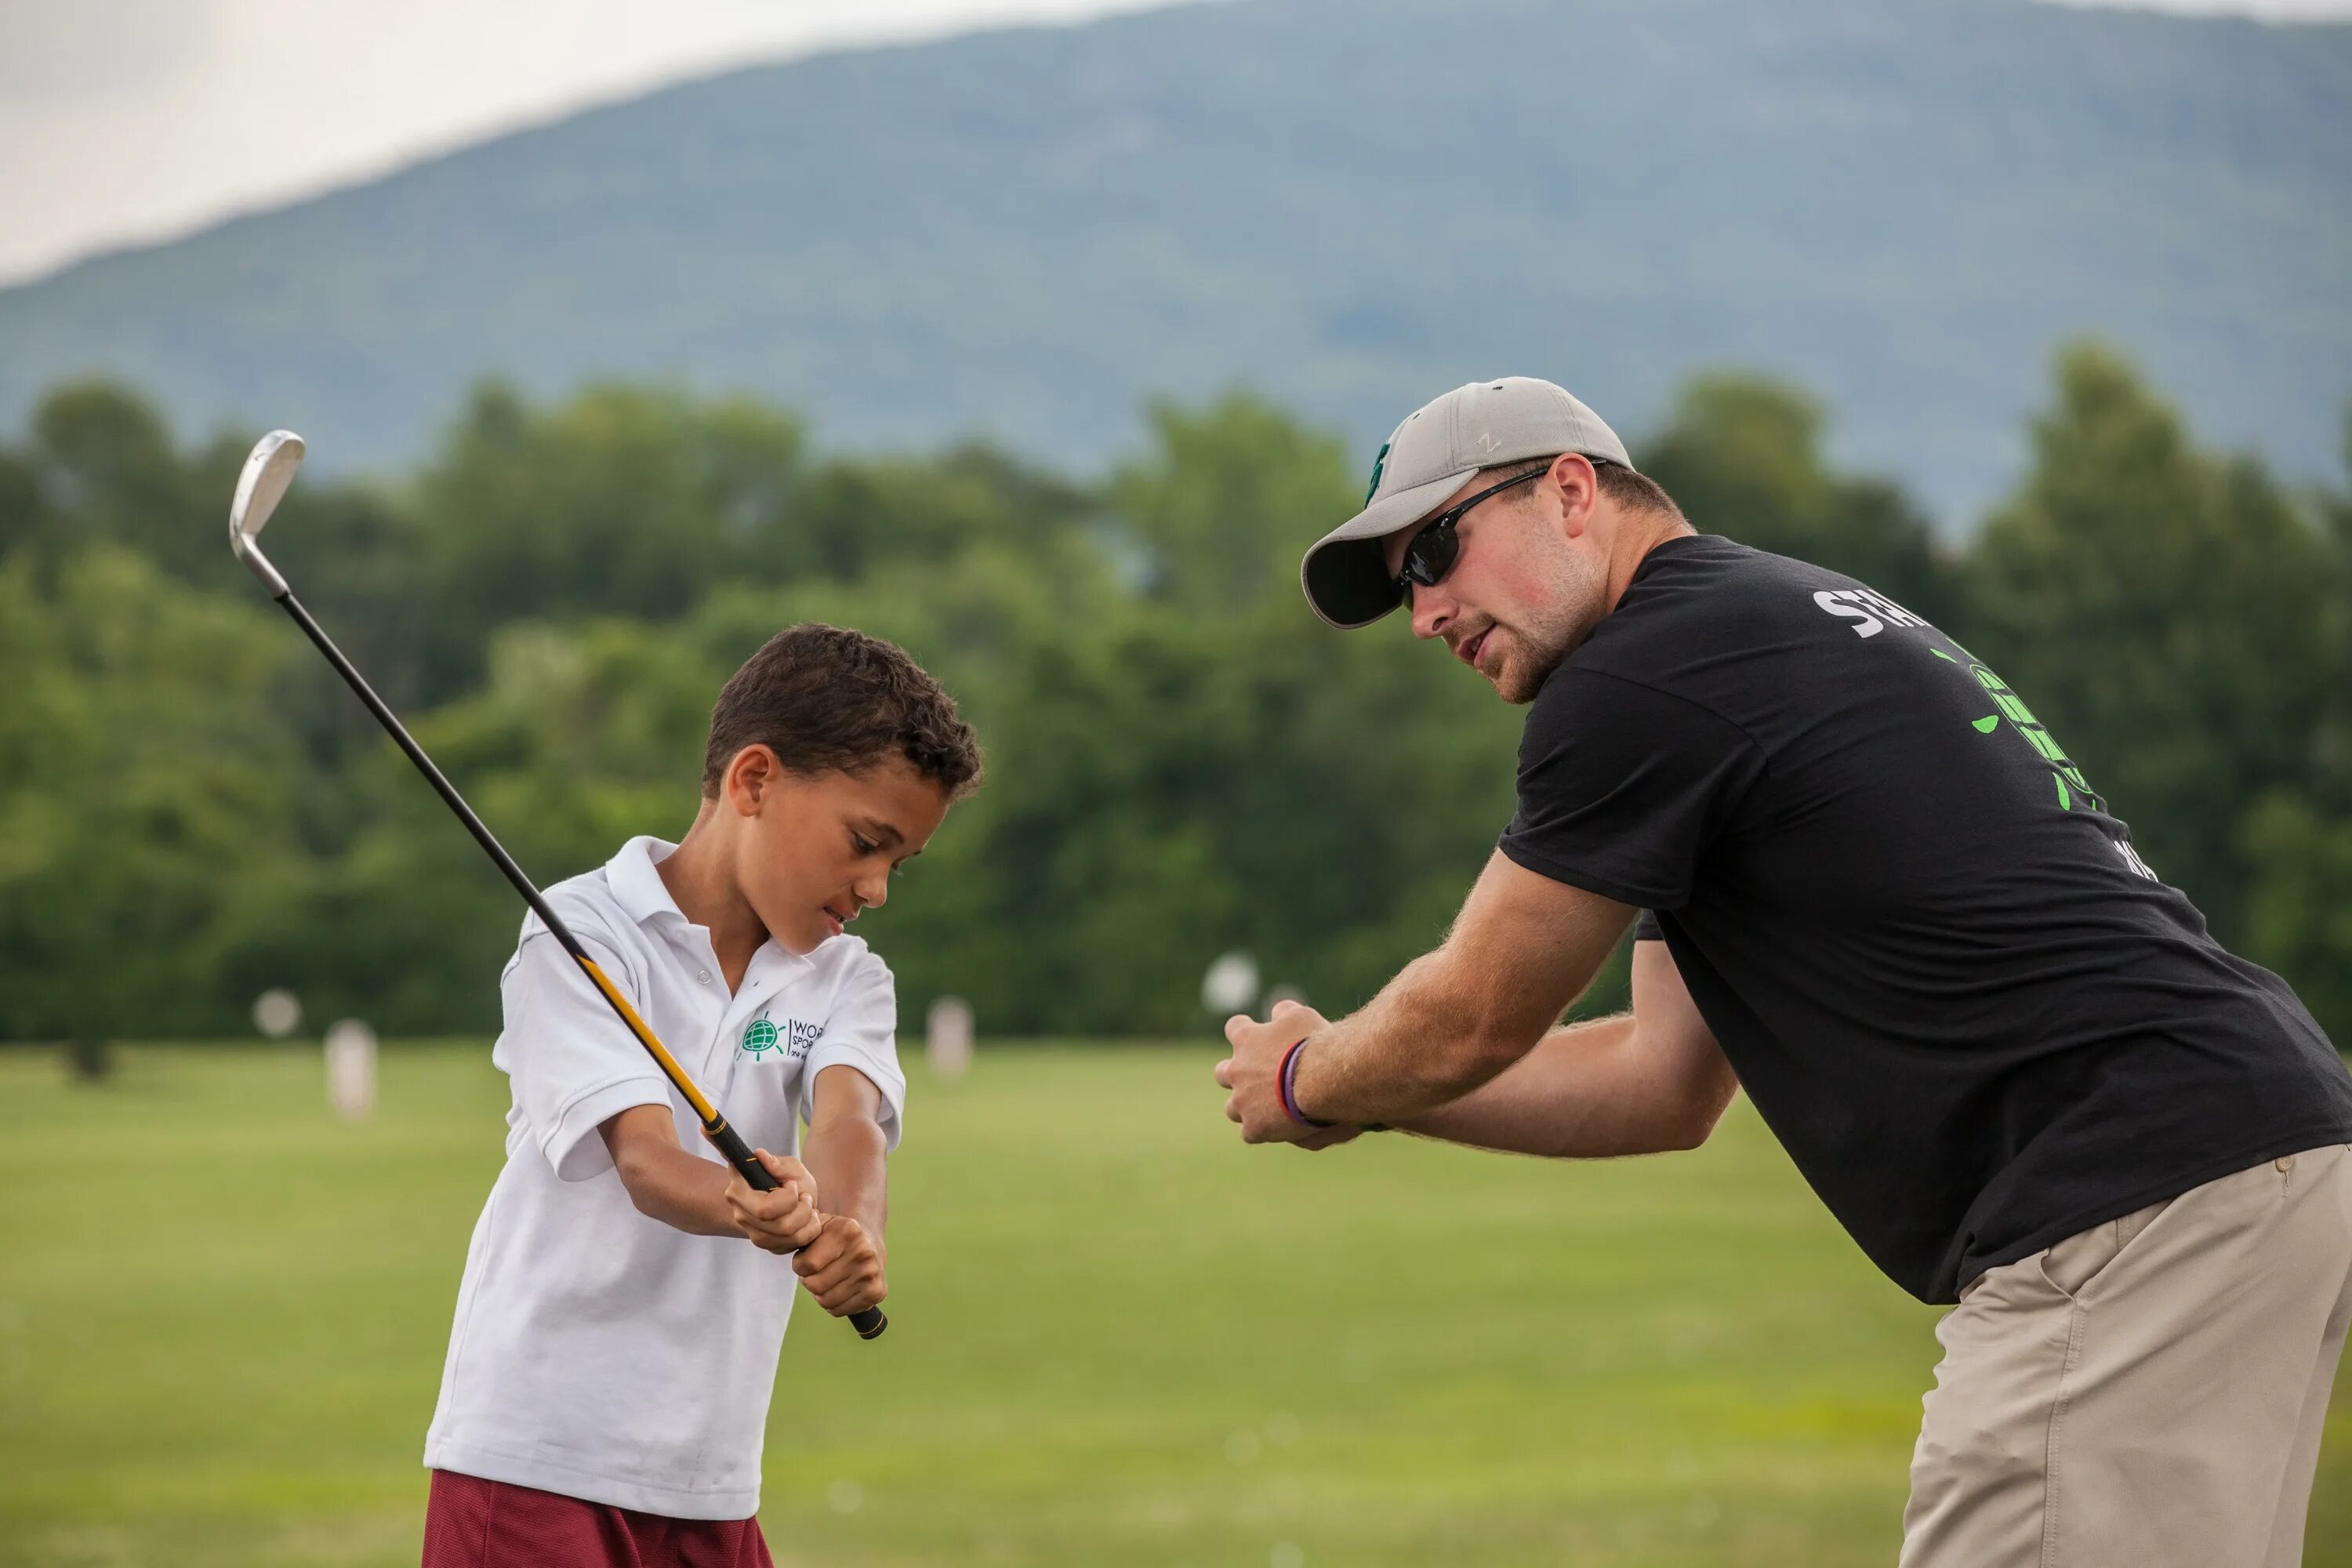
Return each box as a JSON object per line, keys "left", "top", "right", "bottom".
{"left": 850, "top": 1307, "right": 887, "bottom": 1339}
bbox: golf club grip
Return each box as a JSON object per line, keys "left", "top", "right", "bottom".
{"left": 705, "top": 1116, "right": 767, "bottom": 1184}
{"left": 705, "top": 1119, "right": 889, "bottom": 1340}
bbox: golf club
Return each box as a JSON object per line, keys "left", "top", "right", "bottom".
{"left": 228, "top": 429, "right": 887, "bottom": 1341}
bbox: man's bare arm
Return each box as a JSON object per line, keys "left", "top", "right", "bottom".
{"left": 1396, "top": 940, "right": 1737, "bottom": 1156}
{"left": 1274, "top": 851, "right": 1635, "bottom": 1131}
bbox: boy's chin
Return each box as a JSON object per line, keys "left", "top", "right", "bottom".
{"left": 775, "top": 908, "right": 845, "bottom": 954}
{"left": 773, "top": 924, "right": 826, "bottom": 956}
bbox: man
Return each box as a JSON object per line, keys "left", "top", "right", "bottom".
{"left": 1215, "top": 377, "right": 2352, "bottom": 1565}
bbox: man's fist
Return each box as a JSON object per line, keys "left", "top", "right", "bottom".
{"left": 1217, "top": 998, "right": 1345, "bottom": 1145}
{"left": 724, "top": 1149, "right": 823, "bottom": 1254}
{"left": 792, "top": 1214, "right": 887, "bottom": 1317}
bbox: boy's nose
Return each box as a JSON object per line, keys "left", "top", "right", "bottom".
{"left": 855, "top": 871, "right": 890, "bottom": 910}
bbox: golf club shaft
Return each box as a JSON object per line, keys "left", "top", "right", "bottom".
{"left": 272, "top": 589, "right": 887, "bottom": 1341}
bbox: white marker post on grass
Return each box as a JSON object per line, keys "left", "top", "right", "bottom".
{"left": 1201, "top": 950, "right": 1260, "bottom": 1016}
{"left": 325, "top": 1018, "right": 378, "bottom": 1120}
{"left": 253, "top": 988, "right": 303, "bottom": 1040}
{"left": 926, "top": 996, "right": 974, "bottom": 1081}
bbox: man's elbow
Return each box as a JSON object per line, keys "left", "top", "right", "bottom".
{"left": 1659, "top": 1109, "right": 1718, "bottom": 1153}
{"left": 1660, "top": 1076, "right": 1738, "bottom": 1152}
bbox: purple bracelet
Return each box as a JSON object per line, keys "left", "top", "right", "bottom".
{"left": 1277, "top": 1038, "right": 1334, "bottom": 1129}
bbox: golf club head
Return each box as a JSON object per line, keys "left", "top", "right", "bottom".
{"left": 228, "top": 430, "right": 305, "bottom": 597}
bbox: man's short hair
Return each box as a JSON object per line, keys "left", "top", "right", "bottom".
{"left": 702, "top": 622, "right": 982, "bottom": 800}
{"left": 1493, "top": 454, "right": 1685, "bottom": 524}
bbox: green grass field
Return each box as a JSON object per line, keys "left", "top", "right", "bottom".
{"left": 3, "top": 1044, "right": 2349, "bottom": 1568}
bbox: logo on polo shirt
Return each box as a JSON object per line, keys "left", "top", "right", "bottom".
{"left": 740, "top": 1009, "right": 824, "bottom": 1062}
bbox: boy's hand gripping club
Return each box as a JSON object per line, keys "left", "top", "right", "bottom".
{"left": 228, "top": 429, "right": 886, "bottom": 1341}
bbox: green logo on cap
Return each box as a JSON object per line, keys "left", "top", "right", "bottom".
{"left": 1363, "top": 441, "right": 1391, "bottom": 504}
{"left": 741, "top": 1016, "right": 781, "bottom": 1058}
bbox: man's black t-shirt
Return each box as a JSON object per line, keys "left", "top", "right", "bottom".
{"left": 1500, "top": 534, "right": 2352, "bottom": 1303}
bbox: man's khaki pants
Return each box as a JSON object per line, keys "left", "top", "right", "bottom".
{"left": 1900, "top": 1143, "right": 2352, "bottom": 1566}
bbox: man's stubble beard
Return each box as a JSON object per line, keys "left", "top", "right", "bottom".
{"left": 1493, "top": 545, "right": 1608, "bottom": 705}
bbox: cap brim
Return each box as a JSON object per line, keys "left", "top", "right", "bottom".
{"left": 1300, "top": 467, "right": 1478, "bottom": 630}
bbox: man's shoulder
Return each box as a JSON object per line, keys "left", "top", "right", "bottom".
{"left": 1528, "top": 535, "right": 1928, "bottom": 744}
{"left": 1613, "top": 533, "right": 1855, "bottom": 622}
{"left": 1573, "top": 535, "right": 1918, "bottom": 681}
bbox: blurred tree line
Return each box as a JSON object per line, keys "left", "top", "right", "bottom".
{"left": 3, "top": 344, "right": 2350, "bottom": 1045}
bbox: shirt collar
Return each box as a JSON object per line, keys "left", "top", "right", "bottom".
{"left": 606, "top": 835, "right": 687, "bottom": 927}
{"left": 604, "top": 834, "right": 812, "bottom": 978}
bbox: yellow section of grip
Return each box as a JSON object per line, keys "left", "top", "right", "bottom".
{"left": 576, "top": 955, "right": 718, "bottom": 1124}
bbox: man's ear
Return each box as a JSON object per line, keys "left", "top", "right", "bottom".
{"left": 1548, "top": 452, "right": 1602, "bottom": 540}
{"left": 723, "top": 744, "right": 782, "bottom": 817}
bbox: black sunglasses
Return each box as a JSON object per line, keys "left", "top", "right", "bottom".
{"left": 1392, "top": 466, "right": 1548, "bottom": 597}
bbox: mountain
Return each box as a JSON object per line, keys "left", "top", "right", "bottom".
{"left": 2, "top": 0, "right": 2347, "bottom": 523}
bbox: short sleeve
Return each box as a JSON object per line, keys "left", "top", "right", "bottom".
{"left": 1633, "top": 910, "right": 1664, "bottom": 942}
{"left": 1497, "top": 669, "right": 1765, "bottom": 910}
{"left": 497, "top": 927, "right": 673, "bottom": 1181}
{"left": 803, "top": 955, "right": 907, "bottom": 1152}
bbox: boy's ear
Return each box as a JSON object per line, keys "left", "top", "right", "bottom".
{"left": 722, "top": 744, "right": 784, "bottom": 815}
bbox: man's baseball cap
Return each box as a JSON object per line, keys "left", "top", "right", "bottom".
{"left": 1301, "top": 377, "right": 1632, "bottom": 630}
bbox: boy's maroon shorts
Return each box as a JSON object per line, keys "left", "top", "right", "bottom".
{"left": 422, "top": 1469, "right": 775, "bottom": 1568}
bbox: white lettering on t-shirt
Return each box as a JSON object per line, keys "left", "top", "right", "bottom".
{"left": 1814, "top": 589, "right": 1884, "bottom": 637}
{"left": 1813, "top": 587, "right": 1926, "bottom": 639}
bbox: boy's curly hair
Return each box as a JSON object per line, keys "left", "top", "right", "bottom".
{"left": 702, "top": 623, "right": 982, "bottom": 799}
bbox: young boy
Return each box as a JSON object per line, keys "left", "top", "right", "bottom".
{"left": 419, "top": 622, "right": 982, "bottom": 1567}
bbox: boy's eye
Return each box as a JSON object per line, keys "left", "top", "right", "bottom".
{"left": 851, "top": 833, "right": 878, "bottom": 855}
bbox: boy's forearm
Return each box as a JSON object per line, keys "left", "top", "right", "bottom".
{"left": 786, "top": 1067, "right": 893, "bottom": 1316}
{"left": 601, "top": 1111, "right": 743, "bottom": 1236}
{"left": 802, "top": 1113, "right": 889, "bottom": 1235}
{"left": 617, "top": 1141, "right": 744, "bottom": 1236}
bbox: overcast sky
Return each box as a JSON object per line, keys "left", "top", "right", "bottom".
{"left": 2, "top": 0, "right": 2344, "bottom": 289}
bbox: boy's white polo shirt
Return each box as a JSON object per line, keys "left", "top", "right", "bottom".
{"left": 423, "top": 835, "right": 905, "bottom": 1519}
